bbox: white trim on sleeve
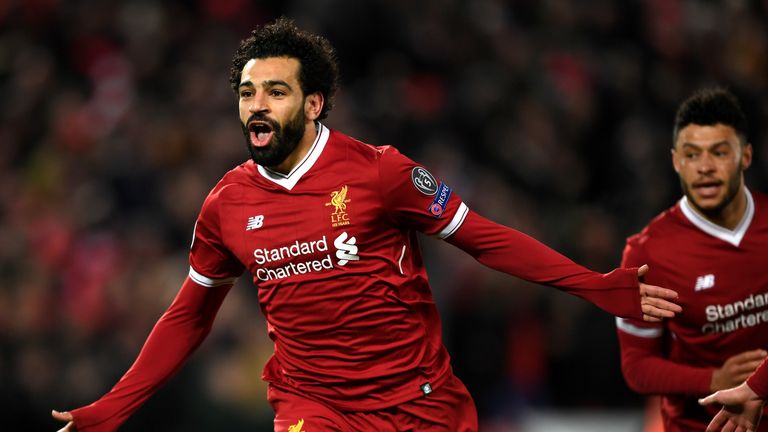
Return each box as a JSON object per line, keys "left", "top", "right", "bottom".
{"left": 189, "top": 267, "right": 237, "bottom": 287}
{"left": 615, "top": 317, "right": 663, "bottom": 338}
{"left": 437, "top": 202, "right": 468, "bottom": 239}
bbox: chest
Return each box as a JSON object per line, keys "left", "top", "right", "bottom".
{"left": 216, "top": 175, "right": 402, "bottom": 284}
{"left": 649, "top": 233, "right": 768, "bottom": 331}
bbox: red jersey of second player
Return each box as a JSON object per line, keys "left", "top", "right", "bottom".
{"left": 189, "top": 124, "right": 469, "bottom": 411}
{"left": 617, "top": 191, "right": 768, "bottom": 431}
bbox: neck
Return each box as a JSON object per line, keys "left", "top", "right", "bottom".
{"left": 694, "top": 185, "right": 748, "bottom": 230}
{"left": 270, "top": 121, "right": 318, "bottom": 175}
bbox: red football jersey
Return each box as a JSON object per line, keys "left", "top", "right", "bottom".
{"left": 68, "top": 125, "right": 648, "bottom": 430}
{"left": 190, "top": 124, "right": 468, "bottom": 411}
{"left": 616, "top": 190, "right": 768, "bottom": 431}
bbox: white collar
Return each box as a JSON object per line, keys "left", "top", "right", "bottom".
{"left": 679, "top": 188, "right": 754, "bottom": 247}
{"left": 257, "top": 123, "right": 329, "bottom": 190}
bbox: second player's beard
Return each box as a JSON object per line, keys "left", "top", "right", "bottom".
{"left": 681, "top": 163, "right": 743, "bottom": 219}
{"left": 241, "top": 106, "right": 306, "bottom": 168}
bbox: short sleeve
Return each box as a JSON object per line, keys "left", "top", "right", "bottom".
{"left": 377, "top": 146, "right": 468, "bottom": 239}
{"left": 189, "top": 187, "right": 245, "bottom": 287}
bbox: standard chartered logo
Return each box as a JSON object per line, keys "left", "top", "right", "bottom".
{"left": 334, "top": 232, "right": 359, "bottom": 266}
{"left": 702, "top": 292, "right": 768, "bottom": 334}
{"left": 253, "top": 232, "right": 360, "bottom": 281}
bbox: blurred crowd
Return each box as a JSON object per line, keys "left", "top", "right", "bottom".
{"left": 3, "top": 0, "right": 768, "bottom": 430}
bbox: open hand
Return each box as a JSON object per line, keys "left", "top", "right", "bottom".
{"left": 637, "top": 265, "right": 682, "bottom": 322}
{"left": 699, "top": 382, "right": 765, "bottom": 432}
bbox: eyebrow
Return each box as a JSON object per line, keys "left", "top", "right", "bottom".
{"left": 238, "top": 79, "right": 293, "bottom": 90}
{"left": 680, "top": 140, "right": 732, "bottom": 151}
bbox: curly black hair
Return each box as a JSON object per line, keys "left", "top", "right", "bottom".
{"left": 673, "top": 87, "right": 749, "bottom": 145}
{"left": 229, "top": 18, "right": 339, "bottom": 120}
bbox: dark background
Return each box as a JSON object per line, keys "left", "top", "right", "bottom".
{"left": 3, "top": 0, "right": 768, "bottom": 430}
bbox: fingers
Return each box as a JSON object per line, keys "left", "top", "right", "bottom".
{"left": 639, "top": 283, "right": 681, "bottom": 302}
{"left": 637, "top": 264, "right": 649, "bottom": 277}
{"left": 706, "top": 410, "right": 729, "bottom": 432}
{"left": 641, "top": 296, "right": 682, "bottom": 313}
{"left": 52, "top": 410, "right": 76, "bottom": 431}
{"left": 700, "top": 391, "right": 721, "bottom": 406}
{"left": 641, "top": 298, "right": 681, "bottom": 321}
{"left": 57, "top": 422, "right": 75, "bottom": 432}
{"left": 52, "top": 410, "right": 73, "bottom": 422}
{"left": 641, "top": 308, "right": 673, "bottom": 322}
{"left": 731, "top": 350, "right": 768, "bottom": 364}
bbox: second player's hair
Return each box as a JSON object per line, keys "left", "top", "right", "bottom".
{"left": 673, "top": 87, "right": 749, "bottom": 145}
{"left": 229, "top": 18, "right": 339, "bottom": 120}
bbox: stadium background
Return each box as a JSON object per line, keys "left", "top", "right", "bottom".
{"left": 3, "top": 0, "right": 768, "bottom": 430}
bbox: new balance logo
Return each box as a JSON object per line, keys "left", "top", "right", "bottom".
{"left": 246, "top": 215, "right": 264, "bottom": 231}
{"left": 334, "top": 232, "right": 359, "bottom": 266}
{"left": 695, "top": 274, "right": 715, "bottom": 291}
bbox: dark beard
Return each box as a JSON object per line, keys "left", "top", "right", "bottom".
{"left": 241, "top": 107, "right": 306, "bottom": 168}
{"left": 681, "top": 163, "right": 742, "bottom": 218}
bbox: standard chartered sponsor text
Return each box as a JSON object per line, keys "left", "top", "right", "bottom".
{"left": 702, "top": 292, "right": 768, "bottom": 334}
{"left": 254, "top": 236, "right": 333, "bottom": 281}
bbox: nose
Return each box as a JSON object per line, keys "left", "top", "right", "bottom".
{"left": 696, "top": 152, "right": 715, "bottom": 174}
{"left": 248, "top": 91, "right": 269, "bottom": 114}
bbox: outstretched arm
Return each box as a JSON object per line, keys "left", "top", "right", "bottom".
{"left": 52, "top": 277, "right": 231, "bottom": 432}
{"left": 445, "top": 210, "right": 680, "bottom": 321}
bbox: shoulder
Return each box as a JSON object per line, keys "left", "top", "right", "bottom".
{"left": 328, "top": 128, "right": 411, "bottom": 161}
{"left": 200, "top": 162, "right": 256, "bottom": 210}
{"left": 752, "top": 190, "right": 768, "bottom": 211}
{"left": 625, "top": 203, "right": 684, "bottom": 250}
{"left": 326, "top": 129, "right": 387, "bottom": 161}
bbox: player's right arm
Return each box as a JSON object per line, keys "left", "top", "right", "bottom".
{"left": 52, "top": 277, "right": 232, "bottom": 431}
{"left": 52, "top": 185, "right": 243, "bottom": 432}
{"left": 616, "top": 239, "right": 766, "bottom": 396}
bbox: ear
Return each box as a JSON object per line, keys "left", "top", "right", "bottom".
{"left": 304, "top": 92, "right": 324, "bottom": 121}
{"left": 741, "top": 143, "right": 753, "bottom": 170}
{"left": 671, "top": 148, "right": 681, "bottom": 173}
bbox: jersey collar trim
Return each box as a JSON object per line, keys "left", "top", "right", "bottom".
{"left": 256, "top": 122, "right": 329, "bottom": 190}
{"left": 679, "top": 188, "right": 754, "bottom": 247}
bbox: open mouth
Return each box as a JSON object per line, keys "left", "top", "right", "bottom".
{"left": 248, "top": 121, "right": 275, "bottom": 148}
{"left": 692, "top": 181, "right": 723, "bottom": 198}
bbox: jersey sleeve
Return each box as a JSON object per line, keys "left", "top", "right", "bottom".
{"left": 446, "top": 210, "right": 644, "bottom": 319}
{"left": 747, "top": 358, "right": 768, "bottom": 398}
{"left": 189, "top": 185, "right": 245, "bottom": 286}
{"left": 615, "top": 237, "right": 714, "bottom": 395}
{"left": 616, "top": 238, "right": 664, "bottom": 340}
{"left": 377, "top": 146, "right": 468, "bottom": 239}
{"left": 69, "top": 277, "right": 232, "bottom": 431}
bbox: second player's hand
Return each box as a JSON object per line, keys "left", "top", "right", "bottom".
{"left": 637, "top": 264, "right": 682, "bottom": 322}
{"left": 699, "top": 382, "right": 765, "bottom": 432}
{"left": 711, "top": 350, "right": 768, "bottom": 392}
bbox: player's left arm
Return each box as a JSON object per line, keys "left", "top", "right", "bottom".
{"left": 374, "top": 148, "right": 677, "bottom": 321}
{"left": 445, "top": 210, "right": 680, "bottom": 321}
